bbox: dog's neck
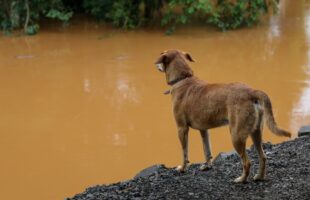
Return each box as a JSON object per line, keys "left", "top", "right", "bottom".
{"left": 164, "top": 74, "right": 194, "bottom": 95}
{"left": 163, "top": 62, "right": 194, "bottom": 95}
{"left": 168, "top": 74, "right": 193, "bottom": 86}
{"left": 165, "top": 61, "right": 193, "bottom": 85}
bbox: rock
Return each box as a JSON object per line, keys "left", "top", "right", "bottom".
{"left": 85, "top": 194, "right": 95, "bottom": 200}
{"left": 298, "top": 126, "right": 310, "bottom": 137}
{"left": 213, "top": 151, "right": 237, "bottom": 164}
{"left": 134, "top": 164, "right": 165, "bottom": 179}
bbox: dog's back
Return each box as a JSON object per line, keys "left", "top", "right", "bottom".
{"left": 171, "top": 80, "right": 257, "bottom": 130}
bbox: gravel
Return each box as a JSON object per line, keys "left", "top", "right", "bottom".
{"left": 67, "top": 136, "right": 310, "bottom": 200}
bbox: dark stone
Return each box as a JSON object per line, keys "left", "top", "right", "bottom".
{"left": 134, "top": 164, "right": 165, "bottom": 179}
{"left": 213, "top": 151, "right": 237, "bottom": 164}
{"left": 298, "top": 126, "right": 310, "bottom": 137}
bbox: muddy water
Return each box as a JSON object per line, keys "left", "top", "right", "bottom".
{"left": 1, "top": 0, "right": 310, "bottom": 199}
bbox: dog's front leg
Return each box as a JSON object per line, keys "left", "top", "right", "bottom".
{"left": 199, "top": 130, "right": 213, "bottom": 171}
{"left": 176, "top": 126, "right": 189, "bottom": 172}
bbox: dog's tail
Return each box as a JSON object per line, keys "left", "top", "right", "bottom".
{"left": 254, "top": 90, "right": 291, "bottom": 138}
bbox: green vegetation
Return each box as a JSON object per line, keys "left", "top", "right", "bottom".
{"left": 0, "top": 0, "right": 279, "bottom": 35}
{"left": 0, "top": 0, "right": 72, "bottom": 35}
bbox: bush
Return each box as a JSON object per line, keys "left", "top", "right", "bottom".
{"left": 161, "top": 0, "right": 213, "bottom": 34}
{"left": 82, "top": 0, "right": 113, "bottom": 21}
{"left": 162, "top": 0, "right": 279, "bottom": 33}
{"left": 208, "top": 0, "right": 279, "bottom": 30}
{"left": 83, "top": 0, "right": 163, "bottom": 29}
{"left": 0, "top": 0, "right": 73, "bottom": 35}
{"left": 0, "top": 0, "right": 279, "bottom": 35}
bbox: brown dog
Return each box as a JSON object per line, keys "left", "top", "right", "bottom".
{"left": 155, "top": 49, "right": 291, "bottom": 183}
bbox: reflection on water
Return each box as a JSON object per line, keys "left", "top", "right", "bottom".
{"left": 111, "top": 132, "right": 127, "bottom": 146}
{"left": 83, "top": 78, "right": 91, "bottom": 93}
{"left": 291, "top": 4, "right": 310, "bottom": 131}
{"left": 293, "top": 80, "right": 310, "bottom": 114}
{"left": 268, "top": 14, "right": 281, "bottom": 40}
{"left": 1, "top": 1, "right": 310, "bottom": 200}
{"left": 115, "top": 78, "right": 140, "bottom": 104}
{"left": 291, "top": 79, "right": 310, "bottom": 131}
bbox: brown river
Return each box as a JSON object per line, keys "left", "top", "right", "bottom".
{"left": 1, "top": 0, "right": 310, "bottom": 199}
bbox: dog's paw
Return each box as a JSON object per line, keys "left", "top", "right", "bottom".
{"left": 199, "top": 163, "right": 212, "bottom": 171}
{"left": 253, "top": 174, "right": 265, "bottom": 181}
{"left": 234, "top": 176, "right": 247, "bottom": 183}
{"left": 176, "top": 165, "right": 186, "bottom": 173}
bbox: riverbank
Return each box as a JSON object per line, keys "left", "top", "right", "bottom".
{"left": 68, "top": 135, "right": 310, "bottom": 200}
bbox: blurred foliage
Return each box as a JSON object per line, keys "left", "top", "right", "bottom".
{"left": 83, "top": 0, "right": 163, "bottom": 28}
{"left": 0, "top": 0, "right": 279, "bottom": 35}
{"left": 208, "top": 0, "right": 279, "bottom": 30}
{"left": 162, "top": 0, "right": 279, "bottom": 33}
{"left": 0, "top": 0, "right": 72, "bottom": 35}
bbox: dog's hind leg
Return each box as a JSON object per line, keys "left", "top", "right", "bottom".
{"left": 251, "top": 129, "right": 266, "bottom": 181}
{"left": 251, "top": 108, "right": 266, "bottom": 181}
{"left": 199, "top": 130, "right": 213, "bottom": 171}
{"left": 229, "top": 102, "right": 257, "bottom": 183}
{"left": 231, "top": 135, "right": 251, "bottom": 183}
{"left": 176, "top": 126, "right": 189, "bottom": 172}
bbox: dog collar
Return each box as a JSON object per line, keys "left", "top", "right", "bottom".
{"left": 164, "top": 75, "right": 192, "bottom": 95}
{"left": 163, "top": 89, "right": 171, "bottom": 95}
{"left": 168, "top": 75, "right": 192, "bottom": 86}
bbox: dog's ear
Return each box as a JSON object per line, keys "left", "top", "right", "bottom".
{"left": 184, "top": 52, "right": 195, "bottom": 62}
{"left": 155, "top": 54, "right": 167, "bottom": 65}
{"left": 155, "top": 54, "right": 168, "bottom": 72}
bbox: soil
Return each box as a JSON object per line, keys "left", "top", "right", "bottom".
{"left": 67, "top": 136, "right": 310, "bottom": 200}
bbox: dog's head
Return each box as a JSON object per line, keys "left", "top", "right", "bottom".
{"left": 155, "top": 49, "right": 195, "bottom": 85}
{"left": 154, "top": 49, "right": 195, "bottom": 73}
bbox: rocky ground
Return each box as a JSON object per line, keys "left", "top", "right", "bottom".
{"left": 68, "top": 136, "right": 310, "bottom": 200}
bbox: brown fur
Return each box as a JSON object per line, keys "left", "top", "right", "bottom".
{"left": 155, "top": 49, "right": 291, "bottom": 183}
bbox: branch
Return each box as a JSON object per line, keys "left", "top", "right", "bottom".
{"left": 24, "top": 0, "right": 30, "bottom": 33}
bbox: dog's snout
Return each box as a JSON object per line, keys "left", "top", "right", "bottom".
{"left": 156, "top": 63, "right": 165, "bottom": 72}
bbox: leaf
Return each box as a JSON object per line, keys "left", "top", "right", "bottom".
{"left": 25, "top": 24, "right": 39, "bottom": 35}
{"left": 46, "top": 9, "right": 73, "bottom": 22}
{"left": 179, "top": 14, "right": 188, "bottom": 24}
{"left": 187, "top": 7, "right": 195, "bottom": 14}
{"left": 165, "top": 26, "right": 175, "bottom": 35}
